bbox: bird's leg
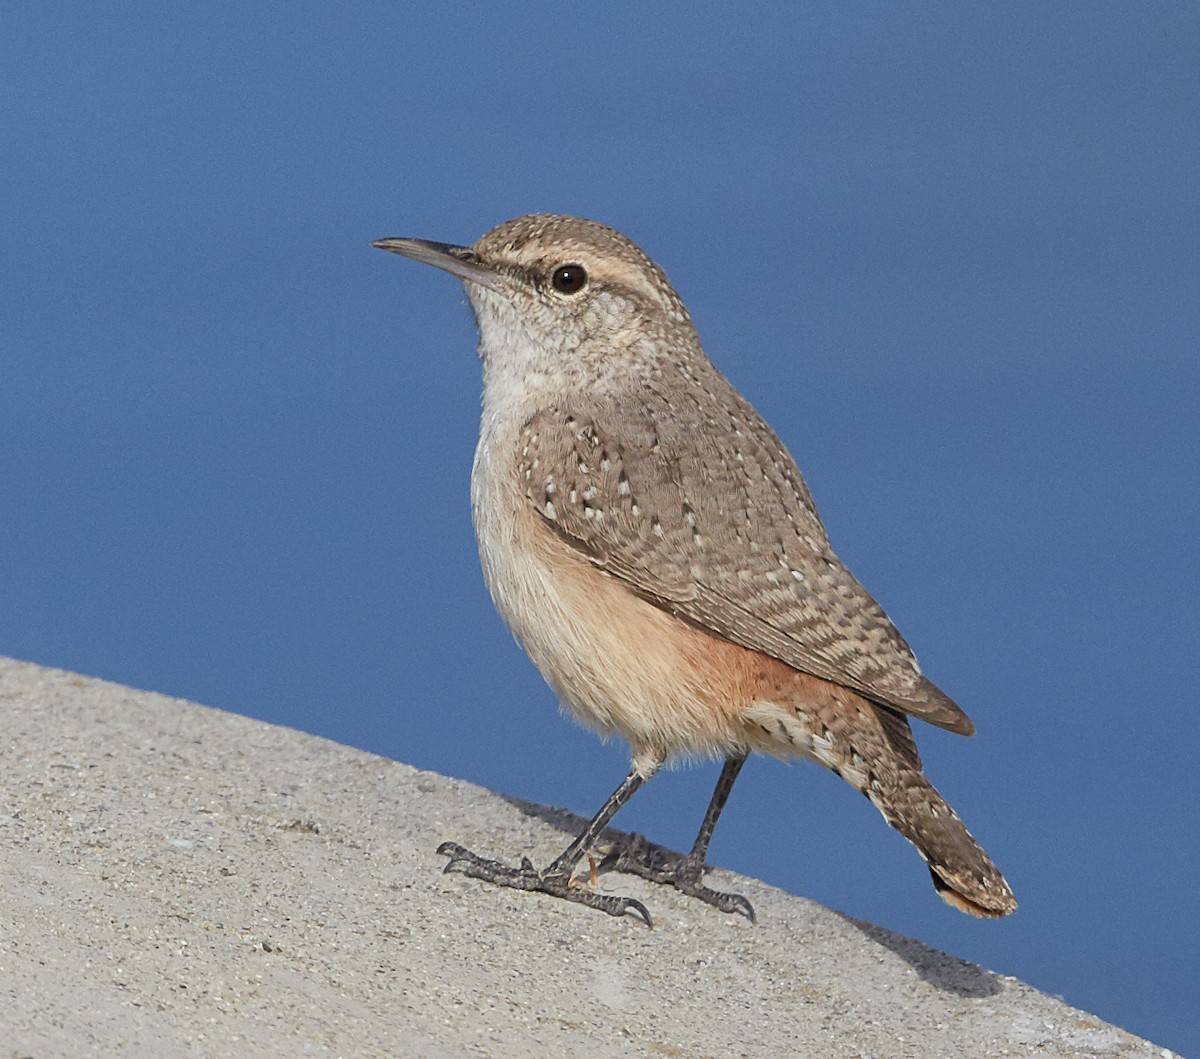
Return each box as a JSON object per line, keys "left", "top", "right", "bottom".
{"left": 600, "top": 754, "right": 755, "bottom": 921}
{"left": 438, "top": 762, "right": 659, "bottom": 925}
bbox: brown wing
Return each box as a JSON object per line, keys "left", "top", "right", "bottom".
{"left": 516, "top": 400, "right": 973, "bottom": 735}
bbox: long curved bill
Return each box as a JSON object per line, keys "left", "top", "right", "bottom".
{"left": 371, "top": 237, "right": 504, "bottom": 292}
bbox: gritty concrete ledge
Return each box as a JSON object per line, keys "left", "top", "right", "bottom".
{"left": 0, "top": 657, "right": 1178, "bottom": 1058}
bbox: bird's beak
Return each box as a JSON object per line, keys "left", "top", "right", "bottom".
{"left": 371, "top": 237, "right": 504, "bottom": 292}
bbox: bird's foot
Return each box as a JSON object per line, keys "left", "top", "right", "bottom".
{"left": 597, "top": 833, "right": 756, "bottom": 922}
{"left": 436, "top": 842, "right": 652, "bottom": 926}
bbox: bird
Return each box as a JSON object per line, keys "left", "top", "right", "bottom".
{"left": 372, "top": 214, "right": 1016, "bottom": 926}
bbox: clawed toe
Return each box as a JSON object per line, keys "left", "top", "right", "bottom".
{"left": 435, "top": 842, "right": 653, "bottom": 926}
{"left": 432, "top": 760, "right": 753, "bottom": 925}
{"left": 598, "top": 833, "right": 756, "bottom": 921}
{"left": 697, "top": 886, "right": 756, "bottom": 922}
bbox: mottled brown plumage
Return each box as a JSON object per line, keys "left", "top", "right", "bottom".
{"left": 373, "top": 214, "right": 1016, "bottom": 923}
{"left": 515, "top": 405, "right": 971, "bottom": 734}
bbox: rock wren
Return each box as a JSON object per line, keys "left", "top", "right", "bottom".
{"left": 373, "top": 214, "right": 1016, "bottom": 924}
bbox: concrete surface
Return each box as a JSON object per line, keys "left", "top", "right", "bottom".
{"left": 0, "top": 657, "right": 1179, "bottom": 1058}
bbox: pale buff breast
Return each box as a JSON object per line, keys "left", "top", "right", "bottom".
{"left": 470, "top": 429, "right": 775, "bottom": 769}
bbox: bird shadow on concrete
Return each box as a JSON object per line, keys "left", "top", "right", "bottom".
{"left": 499, "top": 796, "right": 635, "bottom": 856}
{"left": 501, "top": 796, "right": 590, "bottom": 840}
{"left": 828, "top": 910, "right": 1004, "bottom": 998}
{"left": 501, "top": 795, "right": 1003, "bottom": 999}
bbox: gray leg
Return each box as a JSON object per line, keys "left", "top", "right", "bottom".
{"left": 438, "top": 764, "right": 656, "bottom": 925}
{"left": 602, "top": 754, "right": 755, "bottom": 921}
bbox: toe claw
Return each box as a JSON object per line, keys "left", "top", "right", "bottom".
{"left": 600, "top": 840, "right": 756, "bottom": 922}
{"left": 431, "top": 839, "right": 656, "bottom": 925}
{"left": 622, "top": 898, "right": 653, "bottom": 928}
{"left": 727, "top": 893, "right": 757, "bottom": 923}
{"left": 437, "top": 841, "right": 475, "bottom": 875}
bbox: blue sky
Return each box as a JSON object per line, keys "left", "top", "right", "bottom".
{"left": 3, "top": 5, "right": 1197, "bottom": 1054}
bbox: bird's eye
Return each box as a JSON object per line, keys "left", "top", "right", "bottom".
{"left": 551, "top": 263, "right": 588, "bottom": 294}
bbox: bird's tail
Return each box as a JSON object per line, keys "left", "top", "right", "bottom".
{"left": 744, "top": 691, "right": 1016, "bottom": 917}
{"left": 873, "top": 762, "right": 1017, "bottom": 917}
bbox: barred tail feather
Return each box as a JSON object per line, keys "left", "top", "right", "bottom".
{"left": 874, "top": 772, "right": 1017, "bottom": 918}
{"left": 743, "top": 694, "right": 1016, "bottom": 917}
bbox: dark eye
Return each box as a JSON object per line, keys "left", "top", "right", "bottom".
{"left": 551, "top": 263, "right": 588, "bottom": 294}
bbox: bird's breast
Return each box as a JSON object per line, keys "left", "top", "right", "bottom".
{"left": 469, "top": 425, "right": 761, "bottom": 762}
